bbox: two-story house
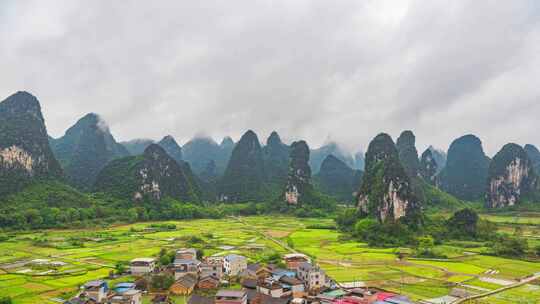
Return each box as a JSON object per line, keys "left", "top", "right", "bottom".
{"left": 283, "top": 253, "right": 311, "bottom": 270}
{"left": 223, "top": 254, "right": 247, "bottom": 277}
{"left": 199, "top": 258, "right": 223, "bottom": 279}
{"left": 173, "top": 259, "right": 200, "bottom": 280}
{"left": 176, "top": 248, "right": 197, "bottom": 260}
{"left": 130, "top": 258, "right": 156, "bottom": 276}
{"left": 215, "top": 290, "right": 247, "bottom": 304}
{"left": 83, "top": 280, "right": 109, "bottom": 303}
{"left": 297, "top": 262, "right": 325, "bottom": 293}
{"left": 107, "top": 289, "right": 142, "bottom": 304}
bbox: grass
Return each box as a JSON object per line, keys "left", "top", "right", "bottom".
{"left": 472, "top": 283, "right": 540, "bottom": 304}
{"left": 1, "top": 215, "right": 540, "bottom": 303}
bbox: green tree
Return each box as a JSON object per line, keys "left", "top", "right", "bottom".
{"left": 415, "top": 236, "right": 435, "bottom": 257}
{"left": 151, "top": 274, "right": 175, "bottom": 290}
{"left": 115, "top": 262, "right": 127, "bottom": 275}
{"left": 0, "top": 296, "right": 12, "bottom": 304}
{"left": 354, "top": 218, "right": 378, "bottom": 238}
{"left": 493, "top": 236, "right": 528, "bottom": 257}
{"left": 336, "top": 208, "right": 361, "bottom": 232}
{"left": 25, "top": 209, "right": 43, "bottom": 228}
{"left": 447, "top": 208, "right": 479, "bottom": 239}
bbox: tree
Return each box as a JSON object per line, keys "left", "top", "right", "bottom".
{"left": 493, "top": 236, "right": 528, "bottom": 257}
{"left": 0, "top": 297, "right": 12, "bottom": 304}
{"left": 196, "top": 248, "right": 204, "bottom": 260}
{"left": 25, "top": 209, "right": 43, "bottom": 228}
{"left": 415, "top": 236, "right": 435, "bottom": 257}
{"left": 447, "top": 208, "right": 479, "bottom": 239}
{"left": 127, "top": 208, "right": 138, "bottom": 223}
{"left": 476, "top": 219, "right": 497, "bottom": 240}
{"left": 354, "top": 218, "right": 378, "bottom": 238}
{"left": 115, "top": 262, "right": 127, "bottom": 275}
{"left": 336, "top": 208, "right": 361, "bottom": 232}
{"left": 534, "top": 244, "right": 540, "bottom": 257}
{"left": 150, "top": 274, "right": 175, "bottom": 290}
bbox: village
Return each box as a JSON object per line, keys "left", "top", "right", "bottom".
{"left": 66, "top": 249, "right": 418, "bottom": 304}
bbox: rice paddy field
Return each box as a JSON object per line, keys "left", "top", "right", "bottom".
{"left": 1, "top": 215, "right": 540, "bottom": 303}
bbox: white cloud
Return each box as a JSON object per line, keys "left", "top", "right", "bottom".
{"left": 1, "top": 0, "right": 539, "bottom": 156}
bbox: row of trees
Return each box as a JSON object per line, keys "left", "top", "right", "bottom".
{"left": 336, "top": 207, "right": 535, "bottom": 259}
{"left": 0, "top": 193, "right": 338, "bottom": 231}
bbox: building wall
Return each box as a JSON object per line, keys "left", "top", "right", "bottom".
{"left": 215, "top": 297, "right": 247, "bottom": 304}
{"left": 170, "top": 284, "right": 194, "bottom": 295}
{"left": 131, "top": 265, "right": 153, "bottom": 275}
{"left": 200, "top": 264, "right": 223, "bottom": 278}
{"left": 224, "top": 258, "right": 247, "bottom": 276}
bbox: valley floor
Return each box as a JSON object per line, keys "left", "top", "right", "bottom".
{"left": 1, "top": 216, "right": 539, "bottom": 303}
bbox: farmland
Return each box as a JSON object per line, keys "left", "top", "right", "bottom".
{"left": 1, "top": 215, "right": 540, "bottom": 303}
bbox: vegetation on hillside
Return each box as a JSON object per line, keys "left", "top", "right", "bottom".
{"left": 50, "top": 113, "right": 129, "bottom": 191}
{"left": 219, "top": 130, "right": 267, "bottom": 202}
{"left": 357, "top": 133, "right": 422, "bottom": 225}
{"left": 94, "top": 144, "right": 199, "bottom": 203}
{"left": 438, "top": 134, "right": 490, "bottom": 201}
{"left": 0, "top": 91, "right": 63, "bottom": 198}
{"left": 314, "top": 154, "right": 362, "bottom": 202}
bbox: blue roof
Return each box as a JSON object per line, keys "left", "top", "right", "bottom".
{"left": 384, "top": 295, "right": 415, "bottom": 304}
{"left": 273, "top": 270, "right": 296, "bottom": 276}
{"left": 115, "top": 287, "right": 132, "bottom": 294}
{"left": 115, "top": 282, "right": 135, "bottom": 288}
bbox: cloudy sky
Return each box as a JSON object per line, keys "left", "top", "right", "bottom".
{"left": 1, "top": 1, "right": 540, "bottom": 156}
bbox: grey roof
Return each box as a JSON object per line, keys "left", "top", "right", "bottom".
{"left": 279, "top": 275, "right": 303, "bottom": 285}
{"left": 188, "top": 294, "right": 214, "bottom": 304}
{"left": 65, "top": 299, "right": 88, "bottom": 304}
{"left": 174, "top": 258, "right": 201, "bottom": 264}
{"left": 247, "top": 263, "right": 261, "bottom": 272}
{"left": 258, "top": 294, "right": 290, "bottom": 304}
{"left": 242, "top": 278, "right": 258, "bottom": 289}
{"left": 200, "top": 274, "right": 220, "bottom": 281}
{"left": 84, "top": 280, "right": 106, "bottom": 288}
{"left": 174, "top": 273, "right": 198, "bottom": 288}
{"left": 216, "top": 290, "right": 246, "bottom": 298}
{"left": 224, "top": 254, "right": 246, "bottom": 262}
{"left": 298, "top": 262, "right": 314, "bottom": 270}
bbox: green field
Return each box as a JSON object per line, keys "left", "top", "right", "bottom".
{"left": 1, "top": 216, "right": 540, "bottom": 303}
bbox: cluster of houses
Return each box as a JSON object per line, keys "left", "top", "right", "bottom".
{"left": 67, "top": 250, "right": 414, "bottom": 304}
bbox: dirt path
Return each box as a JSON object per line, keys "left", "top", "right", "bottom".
{"left": 456, "top": 273, "right": 540, "bottom": 303}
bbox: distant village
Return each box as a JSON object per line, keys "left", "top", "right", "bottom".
{"left": 66, "top": 249, "right": 418, "bottom": 304}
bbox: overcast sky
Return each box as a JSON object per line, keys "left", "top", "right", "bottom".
{"left": 1, "top": 1, "right": 540, "bottom": 156}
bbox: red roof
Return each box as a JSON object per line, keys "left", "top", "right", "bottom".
{"left": 332, "top": 297, "right": 365, "bottom": 304}
{"left": 376, "top": 292, "right": 396, "bottom": 300}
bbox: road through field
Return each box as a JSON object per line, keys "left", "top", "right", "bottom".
{"left": 456, "top": 273, "right": 540, "bottom": 303}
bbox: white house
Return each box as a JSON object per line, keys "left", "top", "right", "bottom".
{"left": 297, "top": 262, "right": 325, "bottom": 292}
{"left": 130, "top": 258, "right": 156, "bottom": 276}
{"left": 223, "top": 254, "right": 247, "bottom": 276}
{"left": 257, "top": 279, "right": 288, "bottom": 298}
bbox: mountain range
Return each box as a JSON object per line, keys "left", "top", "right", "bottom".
{"left": 2, "top": 91, "right": 540, "bottom": 225}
